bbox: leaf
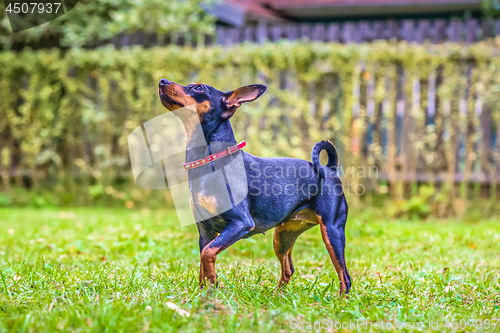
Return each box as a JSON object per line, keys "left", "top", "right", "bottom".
{"left": 165, "top": 302, "right": 190, "bottom": 317}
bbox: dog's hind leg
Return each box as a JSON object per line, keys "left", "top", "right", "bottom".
{"left": 317, "top": 197, "right": 351, "bottom": 297}
{"left": 273, "top": 220, "right": 316, "bottom": 287}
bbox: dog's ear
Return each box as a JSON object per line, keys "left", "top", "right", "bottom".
{"left": 222, "top": 84, "right": 267, "bottom": 118}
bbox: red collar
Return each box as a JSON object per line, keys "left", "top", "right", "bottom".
{"left": 180, "top": 141, "right": 246, "bottom": 171}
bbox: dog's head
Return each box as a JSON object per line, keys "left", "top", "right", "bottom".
{"left": 158, "top": 79, "right": 266, "bottom": 133}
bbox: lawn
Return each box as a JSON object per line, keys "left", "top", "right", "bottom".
{"left": 0, "top": 207, "right": 498, "bottom": 332}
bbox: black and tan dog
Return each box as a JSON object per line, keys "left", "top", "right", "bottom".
{"left": 158, "top": 79, "right": 351, "bottom": 296}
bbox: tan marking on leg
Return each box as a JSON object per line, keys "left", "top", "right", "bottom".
{"left": 273, "top": 227, "right": 292, "bottom": 286}
{"left": 293, "top": 208, "right": 319, "bottom": 223}
{"left": 200, "top": 246, "right": 219, "bottom": 286}
{"left": 273, "top": 215, "right": 317, "bottom": 287}
{"left": 317, "top": 215, "right": 348, "bottom": 297}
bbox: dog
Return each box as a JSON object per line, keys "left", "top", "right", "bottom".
{"left": 157, "top": 79, "right": 351, "bottom": 296}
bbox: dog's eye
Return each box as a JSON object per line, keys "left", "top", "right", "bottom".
{"left": 194, "top": 85, "right": 204, "bottom": 92}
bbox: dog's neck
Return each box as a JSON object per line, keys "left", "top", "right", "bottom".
{"left": 207, "top": 119, "right": 237, "bottom": 146}
{"left": 185, "top": 118, "right": 237, "bottom": 164}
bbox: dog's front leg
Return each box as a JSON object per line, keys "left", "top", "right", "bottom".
{"left": 199, "top": 215, "right": 255, "bottom": 287}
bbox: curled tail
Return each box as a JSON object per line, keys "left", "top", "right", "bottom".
{"left": 311, "top": 140, "right": 339, "bottom": 179}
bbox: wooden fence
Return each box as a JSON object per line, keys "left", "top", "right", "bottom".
{"left": 107, "top": 18, "right": 500, "bottom": 48}
{"left": 216, "top": 19, "right": 500, "bottom": 45}
{"left": 235, "top": 62, "right": 500, "bottom": 204}
{"left": 1, "top": 44, "right": 500, "bottom": 207}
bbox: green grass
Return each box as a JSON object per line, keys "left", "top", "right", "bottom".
{"left": 0, "top": 207, "right": 498, "bottom": 332}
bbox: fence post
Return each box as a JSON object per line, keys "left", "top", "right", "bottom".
{"left": 402, "top": 20, "right": 415, "bottom": 42}
{"left": 0, "top": 127, "right": 7, "bottom": 192}
{"left": 466, "top": 19, "right": 478, "bottom": 44}
{"left": 227, "top": 28, "right": 240, "bottom": 45}
{"left": 257, "top": 22, "right": 268, "bottom": 44}
{"left": 427, "top": 70, "right": 438, "bottom": 189}
{"left": 385, "top": 68, "right": 397, "bottom": 198}
{"left": 312, "top": 23, "right": 326, "bottom": 41}
{"left": 122, "top": 34, "right": 131, "bottom": 47}
{"left": 460, "top": 61, "right": 476, "bottom": 200}
{"left": 373, "top": 21, "right": 385, "bottom": 40}
{"left": 410, "top": 74, "right": 423, "bottom": 194}
{"left": 327, "top": 23, "right": 340, "bottom": 42}
{"left": 427, "top": 71, "right": 436, "bottom": 118}
{"left": 285, "top": 24, "right": 298, "bottom": 41}
{"left": 496, "top": 113, "right": 500, "bottom": 199}
{"left": 271, "top": 25, "right": 283, "bottom": 42}
{"left": 243, "top": 26, "right": 254, "bottom": 42}
{"left": 434, "top": 19, "right": 446, "bottom": 43}
{"left": 111, "top": 34, "right": 122, "bottom": 49}
{"left": 417, "top": 20, "right": 430, "bottom": 43}
{"left": 449, "top": 19, "right": 462, "bottom": 42}
{"left": 349, "top": 65, "right": 362, "bottom": 206}
{"left": 300, "top": 23, "right": 311, "bottom": 40}
{"left": 388, "top": 20, "right": 400, "bottom": 40}
{"left": 216, "top": 27, "right": 225, "bottom": 45}
{"left": 480, "top": 102, "right": 493, "bottom": 197}
{"left": 359, "top": 21, "right": 371, "bottom": 42}
{"left": 343, "top": 22, "right": 355, "bottom": 43}
{"left": 432, "top": 68, "right": 446, "bottom": 191}
{"left": 482, "top": 19, "right": 494, "bottom": 39}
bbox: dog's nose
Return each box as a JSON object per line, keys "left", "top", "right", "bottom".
{"left": 159, "top": 78, "right": 170, "bottom": 87}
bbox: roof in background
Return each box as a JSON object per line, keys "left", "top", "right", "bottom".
{"left": 265, "top": 0, "right": 480, "bottom": 7}
{"left": 264, "top": 0, "right": 481, "bottom": 18}
{"left": 211, "top": 0, "right": 481, "bottom": 25}
{"left": 226, "top": 0, "right": 284, "bottom": 20}
{"left": 207, "top": 0, "right": 285, "bottom": 27}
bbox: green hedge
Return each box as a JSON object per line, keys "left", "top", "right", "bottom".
{"left": 1, "top": 41, "right": 500, "bottom": 211}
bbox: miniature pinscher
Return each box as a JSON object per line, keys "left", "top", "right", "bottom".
{"left": 158, "top": 79, "right": 351, "bottom": 296}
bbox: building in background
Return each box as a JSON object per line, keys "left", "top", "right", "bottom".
{"left": 212, "top": 0, "right": 482, "bottom": 26}
{"left": 210, "top": 0, "right": 488, "bottom": 44}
